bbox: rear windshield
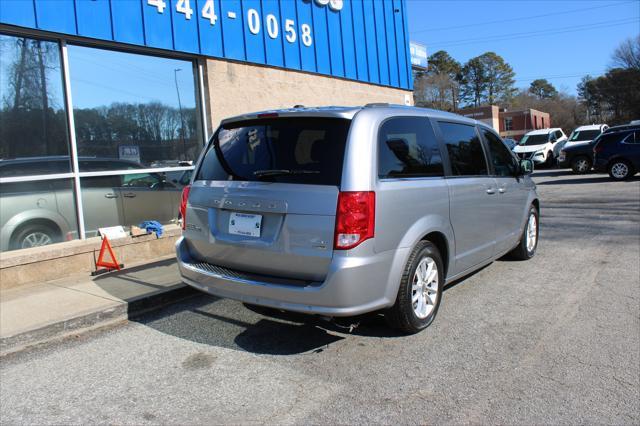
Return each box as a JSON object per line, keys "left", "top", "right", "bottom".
{"left": 569, "top": 130, "right": 600, "bottom": 141}
{"left": 519, "top": 134, "right": 549, "bottom": 145}
{"left": 196, "top": 117, "right": 351, "bottom": 186}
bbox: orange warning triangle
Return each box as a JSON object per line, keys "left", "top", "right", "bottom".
{"left": 96, "top": 236, "right": 121, "bottom": 271}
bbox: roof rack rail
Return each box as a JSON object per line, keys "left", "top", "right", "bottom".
{"left": 364, "top": 102, "right": 390, "bottom": 108}
{"left": 292, "top": 104, "right": 305, "bottom": 108}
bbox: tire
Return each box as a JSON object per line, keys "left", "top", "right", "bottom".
{"left": 10, "top": 223, "right": 60, "bottom": 250}
{"left": 385, "top": 241, "right": 444, "bottom": 334}
{"left": 571, "top": 156, "right": 592, "bottom": 174}
{"left": 608, "top": 159, "right": 634, "bottom": 181}
{"left": 509, "top": 206, "right": 539, "bottom": 260}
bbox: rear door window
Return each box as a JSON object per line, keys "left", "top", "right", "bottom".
{"left": 196, "top": 118, "right": 351, "bottom": 186}
{"left": 438, "top": 122, "right": 489, "bottom": 176}
{"left": 598, "top": 132, "right": 628, "bottom": 147}
{"left": 378, "top": 117, "right": 444, "bottom": 178}
{"left": 623, "top": 132, "right": 639, "bottom": 144}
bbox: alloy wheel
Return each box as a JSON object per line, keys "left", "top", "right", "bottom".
{"left": 21, "top": 232, "right": 53, "bottom": 248}
{"left": 526, "top": 213, "right": 538, "bottom": 253}
{"left": 575, "top": 158, "right": 589, "bottom": 173}
{"left": 611, "top": 162, "right": 629, "bottom": 179}
{"left": 411, "top": 257, "right": 439, "bottom": 319}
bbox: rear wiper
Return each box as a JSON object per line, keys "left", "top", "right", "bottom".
{"left": 253, "top": 169, "right": 320, "bottom": 177}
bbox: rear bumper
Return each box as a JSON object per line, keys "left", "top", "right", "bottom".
{"left": 176, "top": 236, "right": 404, "bottom": 317}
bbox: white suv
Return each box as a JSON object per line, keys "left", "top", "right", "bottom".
{"left": 514, "top": 128, "right": 567, "bottom": 166}
{"left": 564, "top": 124, "right": 608, "bottom": 149}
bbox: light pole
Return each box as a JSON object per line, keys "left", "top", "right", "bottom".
{"left": 174, "top": 68, "right": 187, "bottom": 161}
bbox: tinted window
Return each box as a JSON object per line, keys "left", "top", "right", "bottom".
{"left": 520, "top": 134, "right": 549, "bottom": 146}
{"left": 623, "top": 132, "right": 639, "bottom": 144}
{"left": 598, "top": 132, "right": 629, "bottom": 146}
{"left": 0, "top": 158, "right": 69, "bottom": 178}
{"left": 555, "top": 130, "right": 563, "bottom": 139}
{"left": 0, "top": 35, "right": 71, "bottom": 177}
{"left": 197, "top": 118, "right": 351, "bottom": 186}
{"left": 378, "top": 117, "right": 443, "bottom": 178}
{"left": 569, "top": 130, "right": 600, "bottom": 141}
{"left": 121, "top": 173, "right": 171, "bottom": 189}
{"left": 482, "top": 130, "right": 518, "bottom": 177}
{"left": 439, "top": 122, "right": 488, "bottom": 176}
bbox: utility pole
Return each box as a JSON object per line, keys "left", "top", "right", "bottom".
{"left": 174, "top": 68, "right": 187, "bottom": 161}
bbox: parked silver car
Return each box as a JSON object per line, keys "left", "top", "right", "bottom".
{"left": 176, "top": 105, "right": 539, "bottom": 333}
{"left": 0, "top": 157, "right": 183, "bottom": 251}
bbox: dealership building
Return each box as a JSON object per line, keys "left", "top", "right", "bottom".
{"left": 0, "top": 0, "right": 413, "bottom": 266}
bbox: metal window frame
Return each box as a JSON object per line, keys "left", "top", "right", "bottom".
{"left": 1, "top": 29, "right": 208, "bottom": 241}
{"left": 60, "top": 40, "right": 86, "bottom": 239}
{"left": 197, "top": 59, "right": 210, "bottom": 142}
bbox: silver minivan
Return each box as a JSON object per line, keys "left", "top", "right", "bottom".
{"left": 176, "top": 105, "right": 539, "bottom": 333}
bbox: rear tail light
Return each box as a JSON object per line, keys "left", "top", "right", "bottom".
{"left": 179, "top": 185, "right": 191, "bottom": 230}
{"left": 593, "top": 143, "right": 603, "bottom": 154}
{"left": 334, "top": 191, "right": 375, "bottom": 250}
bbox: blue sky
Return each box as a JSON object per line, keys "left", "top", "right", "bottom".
{"left": 406, "top": 0, "right": 640, "bottom": 94}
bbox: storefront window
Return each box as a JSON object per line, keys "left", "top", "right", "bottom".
{"left": 0, "top": 34, "right": 70, "bottom": 177}
{"left": 0, "top": 34, "right": 203, "bottom": 253}
{"left": 0, "top": 179, "right": 79, "bottom": 251}
{"left": 67, "top": 45, "right": 201, "bottom": 171}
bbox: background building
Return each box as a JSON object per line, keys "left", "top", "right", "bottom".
{"left": 0, "top": 0, "right": 413, "bottom": 253}
{"left": 499, "top": 108, "right": 551, "bottom": 141}
{"left": 460, "top": 105, "right": 551, "bottom": 141}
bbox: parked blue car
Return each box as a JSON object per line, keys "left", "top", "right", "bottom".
{"left": 593, "top": 125, "right": 640, "bottom": 180}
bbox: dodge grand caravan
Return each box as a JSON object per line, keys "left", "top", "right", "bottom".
{"left": 176, "top": 105, "right": 539, "bottom": 333}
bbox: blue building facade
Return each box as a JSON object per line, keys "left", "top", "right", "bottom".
{"left": 0, "top": 0, "right": 412, "bottom": 90}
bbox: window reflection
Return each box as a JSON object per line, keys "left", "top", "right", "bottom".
{"left": 81, "top": 174, "right": 182, "bottom": 237}
{"left": 68, "top": 45, "right": 202, "bottom": 171}
{"left": 0, "top": 179, "right": 78, "bottom": 251}
{"left": 0, "top": 35, "right": 70, "bottom": 177}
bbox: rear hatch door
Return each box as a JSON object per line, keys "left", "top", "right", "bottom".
{"left": 185, "top": 117, "right": 351, "bottom": 282}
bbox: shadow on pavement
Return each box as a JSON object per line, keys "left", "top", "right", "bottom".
{"left": 130, "top": 276, "right": 456, "bottom": 354}
{"left": 128, "top": 263, "right": 488, "bottom": 355}
{"left": 533, "top": 169, "right": 571, "bottom": 177}
{"left": 130, "top": 295, "right": 349, "bottom": 355}
{"left": 536, "top": 176, "right": 639, "bottom": 185}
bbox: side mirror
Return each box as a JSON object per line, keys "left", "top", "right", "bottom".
{"left": 520, "top": 159, "right": 534, "bottom": 175}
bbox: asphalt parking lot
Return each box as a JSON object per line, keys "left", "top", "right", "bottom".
{"left": 1, "top": 170, "right": 639, "bottom": 425}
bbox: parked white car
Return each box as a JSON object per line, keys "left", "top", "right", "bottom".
{"left": 514, "top": 128, "right": 567, "bottom": 166}
{"left": 564, "top": 124, "right": 608, "bottom": 149}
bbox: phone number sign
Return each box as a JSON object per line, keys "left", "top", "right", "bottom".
{"left": 0, "top": 0, "right": 412, "bottom": 90}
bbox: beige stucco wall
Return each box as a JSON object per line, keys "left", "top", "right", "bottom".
{"left": 203, "top": 58, "right": 413, "bottom": 131}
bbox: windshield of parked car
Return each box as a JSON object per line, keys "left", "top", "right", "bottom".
{"left": 569, "top": 130, "right": 601, "bottom": 141}
{"left": 519, "top": 134, "right": 549, "bottom": 145}
{"left": 196, "top": 117, "right": 351, "bottom": 186}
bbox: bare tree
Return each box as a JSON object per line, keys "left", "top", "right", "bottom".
{"left": 611, "top": 35, "right": 640, "bottom": 70}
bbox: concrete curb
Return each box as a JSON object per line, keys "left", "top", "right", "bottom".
{"left": 0, "top": 285, "right": 198, "bottom": 357}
